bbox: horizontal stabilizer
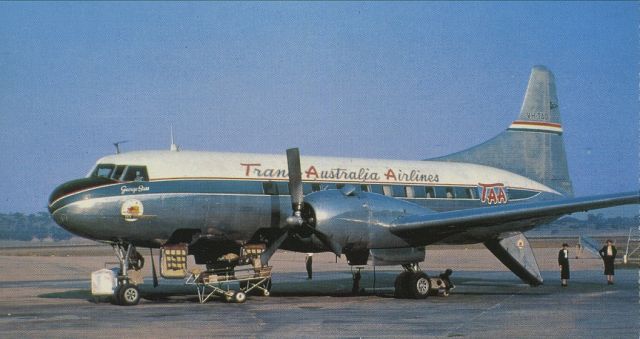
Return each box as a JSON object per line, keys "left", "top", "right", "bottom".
{"left": 484, "top": 232, "right": 542, "bottom": 286}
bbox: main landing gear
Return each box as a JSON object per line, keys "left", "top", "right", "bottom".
{"left": 394, "top": 264, "right": 454, "bottom": 299}
{"left": 111, "top": 243, "right": 144, "bottom": 306}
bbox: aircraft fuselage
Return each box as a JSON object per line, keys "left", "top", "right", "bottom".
{"left": 49, "top": 150, "right": 562, "bottom": 251}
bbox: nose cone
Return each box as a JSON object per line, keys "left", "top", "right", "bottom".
{"left": 48, "top": 176, "right": 116, "bottom": 239}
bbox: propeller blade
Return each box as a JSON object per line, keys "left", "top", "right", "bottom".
{"left": 306, "top": 225, "right": 342, "bottom": 256}
{"left": 286, "top": 148, "right": 304, "bottom": 212}
{"left": 260, "top": 231, "right": 289, "bottom": 266}
{"left": 149, "top": 248, "right": 158, "bottom": 288}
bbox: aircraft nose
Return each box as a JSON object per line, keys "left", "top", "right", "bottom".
{"left": 48, "top": 177, "right": 116, "bottom": 213}
{"left": 49, "top": 177, "right": 117, "bottom": 240}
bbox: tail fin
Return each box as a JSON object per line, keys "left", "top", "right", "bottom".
{"left": 431, "top": 66, "right": 573, "bottom": 197}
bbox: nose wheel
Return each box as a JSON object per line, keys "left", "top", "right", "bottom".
{"left": 115, "top": 284, "right": 141, "bottom": 306}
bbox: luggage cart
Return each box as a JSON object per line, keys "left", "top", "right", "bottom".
{"left": 186, "top": 265, "right": 272, "bottom": 303}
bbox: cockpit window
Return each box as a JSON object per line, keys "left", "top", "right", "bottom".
{"left": 111, "top": 165, "right": 126, "bottom": 181}
{"left": 122, "top": 166, "right": 149, "bottom": 182}
{"left": 91, "top": 164, "right": 116, "bottom": 178}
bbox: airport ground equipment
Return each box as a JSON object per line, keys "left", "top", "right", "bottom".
{"left": 624, "top": 227, "right": 640, "bottom": 264}
{"left": 186, "top": 264, "right": 272, "bottom": 303}
{"left": 184, "top": 243, "right": 273, "bottom": 303}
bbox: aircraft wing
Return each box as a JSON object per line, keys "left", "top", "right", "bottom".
{"left": 390, "top": 191, "right": 639, "bottom": 244}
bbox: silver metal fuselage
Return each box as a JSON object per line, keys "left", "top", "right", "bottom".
{"left": 48, "top": 150, "right": 562, "bottom": 252}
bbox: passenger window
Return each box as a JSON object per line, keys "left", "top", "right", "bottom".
{"left": 425, "top": 186, "right": 435, "bottom": 198}
{"left": 392, "top": 186, "right": 407, "bottom": 197}
{"left": 336, "top": 183, "right": 345, "bottom": 189}
{"left": 122, "top": 166, "right": 149, "bottom": 182}
{"left": 370, "top": 185, "right": 384, "bottom": 195}
{"left": 303, "top": 183, "right": 313, "bottom": 195}
{"left": 391, "top": 185, "right": 407, "bottom": 198}
{"left": 276, "top": 182, "right": 289, "bottom": 195}
{"left": 445, "top": 187, "right": 454, "bottom": 199}
{"left": 360, "top": 184, "right": 370, "bottom": 192}
{"left": 382, "top": 186, "right": 393, "bottom": 196}
{"left": 405, "top": 186, "right": 414, "bottom": 198}
{"left": 413, "top": 186, "right": 427, "bottom": 198}
{"left": 263, "top": 182, "right": 277, "bottom": 195}
{"left": 311, "top": 183, "right": 322, "bottom": 192}
{"left": 454, "top": 187, "right": 472, "bottom": 199}
{"left": 467, "top": 188, "right": 476, "bottom": 199}
{"left": 434, "top": 187, "right": 447, "bottom": 198}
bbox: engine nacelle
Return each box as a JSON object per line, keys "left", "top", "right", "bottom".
{"left": 302, "top": 188, "right": 433, "bottom": 251}
{"left": 370, "top": 247, "right": 426, "bottom": 266}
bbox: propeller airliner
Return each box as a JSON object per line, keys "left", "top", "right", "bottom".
{"left": 49, "top": 66, "right": 638, "bottom": 305}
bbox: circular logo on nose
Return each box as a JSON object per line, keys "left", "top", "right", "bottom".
{"left": 121, "top": 199, "right": 144, "bottom": 222}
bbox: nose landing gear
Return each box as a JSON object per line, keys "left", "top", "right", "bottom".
{"left": 111, "top": 243, "right": 144, "bottom": 306}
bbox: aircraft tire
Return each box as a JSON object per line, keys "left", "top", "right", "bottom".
{"left": 394, "top": 271, "right": 413, "bottom": 299}
{"left": 408, "top": 272, "right": 430, "bottom": 299}
{"left": 233, "top": 292, "right": 246, "bottom": 303}
{"left": 118, "top": 284, "right": 141, "bottom": 306}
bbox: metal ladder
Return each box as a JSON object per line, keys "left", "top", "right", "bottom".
{"left": 623, "top": 227, "right": 640, "bottom": 264}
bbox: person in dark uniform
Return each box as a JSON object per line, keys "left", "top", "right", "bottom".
{"left": 305, "top": 253, "right": 313, "bottom": 280}
{"left": 558, "top": 243, "right": 570, "bottom": 287}
{"left": 598, "top": 239, "right": 617, "bottom": 285}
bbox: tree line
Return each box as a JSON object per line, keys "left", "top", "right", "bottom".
{"left": 0, "top": 212, "right": 73, "bottom": 241}
{"left": 0, "top": 211, "right": 636, "bottom": 242}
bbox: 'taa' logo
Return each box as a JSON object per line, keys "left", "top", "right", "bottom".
{"left": 478, "top": 183, "right": 508, "bottom": 205}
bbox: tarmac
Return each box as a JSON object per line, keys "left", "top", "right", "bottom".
{"left": 0, "top": 244, "right": 637, "bottom": 338}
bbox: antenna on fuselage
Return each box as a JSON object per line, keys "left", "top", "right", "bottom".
{"left": 113, "top": 140, "right": 129, "bottom": 154}
{"left": 170, "top": 125, "right": 179, "bottom": 152}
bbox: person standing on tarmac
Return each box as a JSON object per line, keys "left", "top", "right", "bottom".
{"left": 599, "top": 239, "right": 617, "bottom": 285}
{"left": 305, "top": 253, "right": 313, "bottom": 280}
{"left": 558, "top": 243, "right": 570, "bottom": 287}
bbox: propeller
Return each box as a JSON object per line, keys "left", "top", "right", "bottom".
{"left": 283, "top": 148, "right": 342, "bottom": 256}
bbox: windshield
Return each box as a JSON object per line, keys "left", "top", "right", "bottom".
{"left": 91, "top": 164, "right": 116, "bottom": 178}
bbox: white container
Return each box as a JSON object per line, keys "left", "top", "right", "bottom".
{"left": 91, "top": 268, "right": 116, "bottom": 296}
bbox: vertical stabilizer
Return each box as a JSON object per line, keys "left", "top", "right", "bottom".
{"left": 431, "top": 66, "right": 573, "bottom": 196}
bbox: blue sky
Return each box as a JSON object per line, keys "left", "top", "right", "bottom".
{"left": 0, "top": 2, "right": 637, "bottom": 214}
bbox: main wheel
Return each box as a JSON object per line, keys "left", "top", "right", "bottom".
{"left": 394, "top": 271, "right": 413, "bottom": 299}
{"left": 118, "top": 284, "right": 141, "bottom": 306}
{"left": 233, "top": 291, "right": 246, "bottom": 303}
{"left": 408, "top": 272, "right": 431, "bottom": 299}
